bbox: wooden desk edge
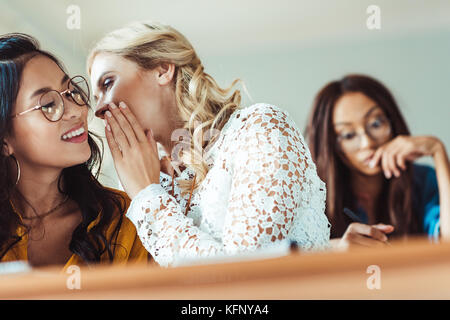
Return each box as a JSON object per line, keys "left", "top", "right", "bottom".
{"left": 1, "top": 237, "right": 449, "bottom": 299}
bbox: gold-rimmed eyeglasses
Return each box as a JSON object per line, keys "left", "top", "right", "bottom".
{"left": 336, "top": 113, "right": 392, "bottom": 152}
{"left": 11, "top": 75, "right": 90, "bottom": 122}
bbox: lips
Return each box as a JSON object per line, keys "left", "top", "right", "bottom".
{"left": 62, "top": 123, "right": 84, "bottom": 138}
{"left": 363, "top": 153, "right": 376, "bottom": 167}
{"left": 61, "top": 123, "right": 88, "bottom": 143}
{"left": 62, "top": 130, "right": 88, "bottom": 143}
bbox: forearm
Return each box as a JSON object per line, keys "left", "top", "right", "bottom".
{"left": 126, "top": 184, "right": 224, "bottom": 267}
{"left": 433, "top": 142, "right": 450, "bottom": 240}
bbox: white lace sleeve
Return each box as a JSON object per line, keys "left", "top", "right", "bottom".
{"left": 126, "top": 104, "right": 330, "bottom": 267}
{"left": 126, "top": 183, "right": 224, "bottom": 267}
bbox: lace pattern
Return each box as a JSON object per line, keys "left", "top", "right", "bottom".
{"left": 126, "top": 104, "right": 331, "bottom": 267}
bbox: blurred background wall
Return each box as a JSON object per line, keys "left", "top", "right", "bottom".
{"left": 1, "top": 0, "right": 449, "bottom": 188}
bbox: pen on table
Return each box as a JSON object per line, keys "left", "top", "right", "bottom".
{"left": 343, "top": 207, "right": 364, "bottom": 223}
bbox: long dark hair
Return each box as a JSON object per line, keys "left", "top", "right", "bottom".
{"left": 305, "top": 74, "right": 419, "bottom": 238}
{"left": 0, "top": 33, "right": 127, "bottom": 263}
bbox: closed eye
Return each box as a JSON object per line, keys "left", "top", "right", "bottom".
{"left": 368, "top": 116, "right": 387, "bottom": 129}
{"left": 339, "top": 132, "right": 356, "bottom": 140}
{"left": 42, "top": 101, "right": 56, "bottom": 109}
{"left": 103, "top": 78, "right": 113, "bottom": 90}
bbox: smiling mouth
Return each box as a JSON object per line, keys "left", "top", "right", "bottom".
{"left": 61, "top": 122, "right": 88, "bottom": 142}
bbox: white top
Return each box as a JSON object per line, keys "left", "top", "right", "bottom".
{"left": 126, "top": 103, "right": 331, "bottom": 267}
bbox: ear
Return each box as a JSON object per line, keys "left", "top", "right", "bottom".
{"left": 2, "top": 138, "right": 14, "bottom": 157}
{"left": 155, "top": 63, "right": 175, "bottom": 86}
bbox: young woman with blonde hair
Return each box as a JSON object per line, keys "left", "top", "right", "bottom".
{"left": 87, "top": 21, "right": 330, "bottom": 267}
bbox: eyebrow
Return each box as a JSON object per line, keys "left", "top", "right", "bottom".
{"left": 29, "top": 74, "right": 70, "bottom": 99}
{"left": 334, "top": 105, "right": 381, "bottom": 126}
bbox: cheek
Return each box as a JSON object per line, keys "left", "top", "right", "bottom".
{"left": 104, "top": 85, "right": 123, "bottom": 105}
{"left": 114, "top": 86, "right": 160, "bottom": 127}
{"left": 81, "top": 106, "right": 90, "bottom": 121}
{"left": 107, "top": 77, "right": 142, "bottom": 104}
{"left": 339, "top": 150, "right": 359, "bottom": 167}
{"left": 15, "top": 126, "right": 59, "bottom": 159}
{"left": 339, "top": 150, "right": 364, "bottom": 170}
{"left": 14, "top": 123, "right": 91, "bottom": 166}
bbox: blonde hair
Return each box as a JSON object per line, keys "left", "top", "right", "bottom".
{"left": 87, "top": 21, "right": 243, "bottom": 194}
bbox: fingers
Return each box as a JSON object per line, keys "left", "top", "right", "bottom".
{"left": 373, "top": 136, "right": 430, "bottom": 179}
{"left": 345, "top": 233, "right": 387, "bottom": 247}
{"left": 147, "top": 129, "right": 158, "bottom": 155}
{"left": 370, "top": 147, "right": 383, "bottom": 169}
{"left": 346, "top": 223, "right": 389, "bottom": 242}
{"left": 395, "top": 152, "right": 407, "bottom": 171}
{"left": 105, "top": 122, "right": 123, "bottom": 161}
{"left": 105, "top": 108, "right": 131, "bottom": 153}
{"left": 104, "top": 101, "right": 160, "bottom": 163}
{"left": 381, "top": 146, "right": 401, "bottom": 178}
{"left": 106, "top": 103, "right": 138, "bottom": 148}
{"left": 373, "top": 137, "right": 408, "bottom": 179}
{"left": 341, "top": 222, "right": 395, "bottom": 249}
{"left": 362, "top": 223, "right": 389, "bottom": 242}
{"left": 373, "top": 223, "right": 395, "bottom": 234}
{"left": 105, "top": 101, "right": 152, "bottom": 158}
{"left": 117, "top": 102, "right": 148, "bottom": 143}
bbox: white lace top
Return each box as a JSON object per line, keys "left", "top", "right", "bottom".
{"left": 126, "top": 104, "right": 331, "bottom": 267}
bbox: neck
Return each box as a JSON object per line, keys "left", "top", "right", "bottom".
{"left": 159, "top": 92, "right": 182, "bottom": 159}
{"left": 349, "top": 170, "right": 385, "bottom": 209}
{"left": 11, "top": 160, "right": 66, "bottom": 219}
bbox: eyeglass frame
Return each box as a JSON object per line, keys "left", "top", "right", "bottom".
{"left": 11, "top": 75, "right": 90, "bottom": 122}
{"left": 335, "top": 110, "right": 393, "bottom": 152}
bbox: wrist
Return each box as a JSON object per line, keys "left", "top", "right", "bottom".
{"left": 431, "top": 138, "right": 445, "bottom": 157}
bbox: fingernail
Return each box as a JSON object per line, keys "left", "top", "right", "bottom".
{"left": 119, "top": 102, "right": 126, "bottom": 109}
{"left": 369, "top": 161, "right": 375, "bottom": 168}
{"left": 110, "top": 103, "right": 117, "bottom": 109}
{"left": 385, "top": 171, "right": 391, "bottom": 179}
{"left": 106, "top": 124, "right": 111, "bottom": 131}
{"left": 105, "top": 111, "right": 112, "bottom": 118}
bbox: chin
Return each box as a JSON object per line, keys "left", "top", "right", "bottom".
{"left": 357, "top": 165, "right": 383, "bottom": 176}
{"left": 67, "top": 149, "right": 92, "bottom": 167}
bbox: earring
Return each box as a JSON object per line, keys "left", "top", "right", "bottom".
{"left": 10, "top": 155, "right": 20, "bottom": 185}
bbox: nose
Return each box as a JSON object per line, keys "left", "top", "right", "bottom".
{"left": 93, "top": 94, "right": 110, "bottom": 119}
{"left": 359, "top": 132, "right": 377, "bottom": 150}
{"left": 94, "top": 103, "right": 109, "bottom": 119}
{"left": 62, "top": 99, "right": 84, "bottom": 121}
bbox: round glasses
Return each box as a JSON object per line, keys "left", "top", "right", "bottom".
{"left": 336, "top": 114, "right": 392, "bottom": 152}
{"left": 12, "top": 76, "right": 90, "bottom": 122}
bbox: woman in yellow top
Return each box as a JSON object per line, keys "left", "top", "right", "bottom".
{"left": 0, "top": 33, "right": 149, "bottom": 270}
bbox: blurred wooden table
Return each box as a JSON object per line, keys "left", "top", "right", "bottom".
{"left": 1, "top": 237, "right": 450, "bottom": 299}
